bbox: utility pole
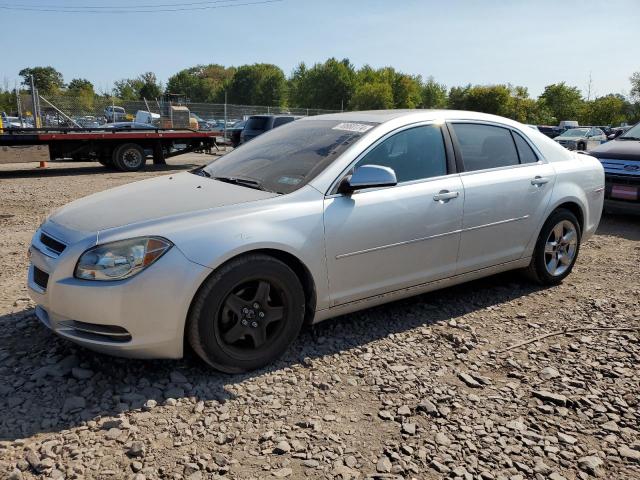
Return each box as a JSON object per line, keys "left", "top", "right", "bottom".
{"left": 587, "top": 72, "right": 593, "bottom": 101}
{"left": 30, "top": 75, "right": 41, "bottom": 128}
{"left": 15, "top": 82, "right": 23, "bottom": 127}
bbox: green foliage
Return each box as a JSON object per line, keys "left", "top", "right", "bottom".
{"left": 18, "top": 66, "right": 64, "bottom": 95}
{"left": 66, "top": 78, "right": 95, "bottom": 111}
{"left": 422, "top": 77, "right": 448, "bottom": 108}
{"left": 67, "top": 78, "right": 94, "bottom": 92}
{"left": 539, "top": 82, "right": 583, "bottom": 122}
{"left": 228, "top": 64, "right": 286, "bottom": 106}
{"left": 165, "top": 64, "right": 234, "bottom": 102}
{"left": 630, "top": 72, "right": 640, "bottom": 102}
{"left": 352, "top": 82, "right": 394, "bottom": 110}
{"left": 581, "top": 95, "right": 627, "bottom": 126}
{"left": 0, "top": 88, "right": 17, "bottom": 114}
{"left": 289, "top": 58, "right": 356, "bottom": 110}
{"left": 114, "top": 72, "right": 163, "bottom": 101}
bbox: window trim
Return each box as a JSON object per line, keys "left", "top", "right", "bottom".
{"left": 327, "top": 121, "right": 456, "bottom": 196}
{"left": 447, "top": 120, "right": 546, "bottom": 175}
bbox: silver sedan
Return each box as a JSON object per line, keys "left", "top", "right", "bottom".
{"left": 27, "top": 110, "right": 605, "bottom": 372}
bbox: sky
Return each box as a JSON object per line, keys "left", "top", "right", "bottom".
{"left": 1, "top": 0, "right": 639, "bottom": 99}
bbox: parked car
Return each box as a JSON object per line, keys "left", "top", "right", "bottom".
{"left": 607, "top": 126, "right": 631, "bottom": 140}
{"left": 103, "top": 122, "right": 158, "bottom": 130}
{"left": 27, "top": 110, "right": 604, "bottom": 372}
{"left": 554, "top": 127, "right": 607, "bottom": 151}
{"left": 537, "top": 125, "right": 562, "bottom": 139}
{"left": 240, "top": 114, "right": 302, "bottom": 144}
{"left": 559, "top": 120, "right": 579, "bottom": 131}
{"left": 104, "top": 106, "right": 127, "bottom": 123}
{"left": 587, "top": 121, "right": 640, "bottom": 214}
{"left": 226, "top": 120, "right": 246, "bottom": 147}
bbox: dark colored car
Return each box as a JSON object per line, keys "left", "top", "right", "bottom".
{"left": 587, "top": 122, "right": 640, "bottom": 214}
{"left": 239, "top": 114, "right": 302, "bottom": 144}
{"left": 536, "top": 125, "right": 562, "bottom": 139}
{"left": 226, "top": 120, "right": 246, "bottom": 148}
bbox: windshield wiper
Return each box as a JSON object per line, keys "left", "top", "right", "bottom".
{"left": 213, "top": 176, "right": 267, "bottom": 191}
{"left": 619, "top": 136, "right": 640, "bottom": 141}
{"left": 191, "top": 167, "right": 211, "bottom": 177}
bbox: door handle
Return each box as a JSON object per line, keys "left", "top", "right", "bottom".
{"left": 531, "top": 176, "right": 550, "bottom": 186}
{"left": 433, "top": 190, "right": 459, "bottom": 202}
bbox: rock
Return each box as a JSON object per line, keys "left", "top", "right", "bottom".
{"left": 533, "top": 460, "right": 552, "bottom": 475}
{"left": 417, "top": 399, "right": 438, "bottom": 415}
{"left": 131, "top": 461, "right": 143, "bottom": 472}
{"left": 302, "top": 459, "right": 319, "bottom": 468}
{"left": 539, "top": 366, "right": 560, "bottom": 380}
{"left": 62, "top": 395, "right": 86, "bottom": 413}
{"left": 71, "top": 367, "right": 94, "bottom": 380}
{"left": 378, "top": 410, "right": 394, "bottom": 421}
{"left": 402, "top": 423, "right": 416, "bottom": 435}
{"left": 163, "top": 387, "right": 185, "bottom": 399}
{"left": 601, "top": 421, "right": 619, "bottom": 433}
{"left": 8, "top": 468, "right": 23, "bottom": 480}
{"left": 431, "top": 460, "right": 450, "bottom": 473}
{"left": 532, "top": 390, "right": 568, "bottom": 406}
{"left": 558, "top": 432, "right": 578, "bottom": 445}
{"left": 272, "top": 467, "right": 293, "bottom": 477}
{"left": 273, "top": 441, "right": 291, "bottom": 454}
{"left": 549, "top": 473, "right": 567, "bottom": 480}
{"left": 458, "top": 372, "right": 483, "bottom": 388}
{"left": 397, "top": 405, "right": 411, "bottom": 416}
{"left": 619, "top": 446, "right": 640, "bottom": 462}
{"left": 143, "top": 399, "right": 157, "bottom": 411}
{"left": 435, "top": 432, "right": 452, "bottom": 447}
{"left": 170, "top": 370, "right": 189, "bottom": 383}
{"left": 376, "top": 456, "right": 392, "bottom": 473}
{"left": 127, "top": 441, "right": 146, "bottom": 458}
{"left": 345, "top": 455, "right": 357, "bottom": 468}
{"left": 577, "top": 455, "right": 603, "bottom": 475}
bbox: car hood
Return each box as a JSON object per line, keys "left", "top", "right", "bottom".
{"left": 588, "top": 139, "right": 640, "bottom": 161}
{"left": 48, "top": 172, "right": 279, "bottom": 232}
{"left": 554, "top": 135, "right": 582, "bottom": 141}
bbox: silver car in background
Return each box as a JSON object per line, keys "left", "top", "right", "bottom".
{"left": 28, "top": 110, "right": 604, "bottom": 372}
{"left": 554, "top": 127, "right": 607, "bottom": 151}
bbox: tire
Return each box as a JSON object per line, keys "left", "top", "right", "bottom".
{"left": 526, "top": 208, "right": 581, "bottom": 285}
{"left": 187, "top": 254, "right": 305, "bottom": 373}
{"left": 112, "top": 143, "right": 146, "bottom": 172}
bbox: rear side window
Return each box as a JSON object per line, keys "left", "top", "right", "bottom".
{"left": 246, "top": 117, "right": 268, "bottom": 131}
{"left": 513, "top": 132, "right": 538, "bottom": 164}
{"left": 355, "top": 125, "right": 447, "bottom": 183}
{"left": 451, "top": 123, "right": 519, "bottom": 171}
{"left": 273, "top": 117, "right": 294, "bottom": 128}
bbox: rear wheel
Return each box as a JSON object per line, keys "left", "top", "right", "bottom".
{"left": 187, "top": 254, "right": 305, "bottom": 373}
{"left": 113, "top": 143, "right": 146, "bottom": 171}
{"left": 526, "top": 208, "right": 581, "bottom": 285}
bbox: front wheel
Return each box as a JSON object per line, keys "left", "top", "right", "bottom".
{"left": 526, "top": 208, "right": 581, "bottom": 285}
{"left": 187, "top": 254, "right": 305, "bottom": 373}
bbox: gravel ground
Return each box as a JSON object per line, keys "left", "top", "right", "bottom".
{"left": 0, "top": 155, "right": 639, "bottom": 480}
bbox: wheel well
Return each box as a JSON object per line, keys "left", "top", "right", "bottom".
{"left": 554, "top": 202, "right": 584, "bottom": 234}
{"left": 190, "top": 249, "right": 317, "bottom": 325}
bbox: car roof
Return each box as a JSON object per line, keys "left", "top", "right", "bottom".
{"left": 307, "top": 109, "right": 532, "bottom": 127}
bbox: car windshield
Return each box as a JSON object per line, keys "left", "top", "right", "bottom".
{"left": 563, "top": 128, "right": 589, "bottom": 137}
{"left": 620, "top": 123, "right": 640, "bottom": 139}
{"left": 246, "top": 117, "right": 269, "bottom": 131}
{"left": 202, "top": 119, "right": 378, "bottom": 194}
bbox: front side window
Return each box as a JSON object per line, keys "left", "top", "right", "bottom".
{"left": 354, "top": 125, "right": 447, "bottom": 183}
{"left": 273, "top": 117, "right": 294, "bottom": 128}
{"left": 451, "top": 123, "right": 519, "bottom": 171}
{"left": 246, "top": 117, "right": 268, "bottom": 131}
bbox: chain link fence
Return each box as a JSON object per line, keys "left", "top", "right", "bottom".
{"left": 14, "top": 93, "right": 340, "bottom": 135}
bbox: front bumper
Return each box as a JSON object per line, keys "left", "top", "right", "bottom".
{"left": 602, "top": 170, "right": 640, "bottom": 215}
{"left": 27, "top": 223, "right": 212, "bottom": 359}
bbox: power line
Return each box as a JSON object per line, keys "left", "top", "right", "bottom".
{"left": 3, "top": 0, "right": 244, "bottom": 9}
{"left": 0, "top": 0, "right": 282, "bottom": 13}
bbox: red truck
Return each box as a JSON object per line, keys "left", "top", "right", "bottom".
{"left": 0, "top": 126, "right": 221, "bottom": 171}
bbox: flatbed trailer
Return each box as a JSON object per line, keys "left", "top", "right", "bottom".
{"left": 0, "top": 127, "right": 222, "bottom": 172}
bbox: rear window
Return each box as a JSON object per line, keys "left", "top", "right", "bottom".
{"left": 246, "top": 117, "right": 269, "bottom": 131}
{"left": 273, "top": 117, "right": 295, "bottom": 128}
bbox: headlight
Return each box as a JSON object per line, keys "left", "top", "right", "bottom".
{"left": 75, "top": 237, "right": 172, "bottom": 281}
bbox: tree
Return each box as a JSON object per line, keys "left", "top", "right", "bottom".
{"left": 539, "top": 82, "right": 584, "bottom": 123}
{"left": 227, "top": 64, "right": 286, "bottom": 106}
{"left": 18, "top": 66, "right": 64, "bottom": 95}
{"left": 422, "top": 77, "right": 448, "bottom": 108}
{"left": 351, "top": 82, "right": 394, "bottom": 110}
{"left": 67, "top": 78, "right": 94, "bottom": 92}
{"left": 67, "top": 78, "right": 95, "bottom": 111}
{"left": 289, "top": 58, "right": 356, "bottom": 110}
{"left": 582, "top": 95, "right": 627, "bottom": 126}
{"left": 165, "top": 64, "right": 234, "bottom": 102}
{"left": 138, "top": 72, "right": 162, "bottom": 100}
{"left": 113, "top": 78, "right": 144, "bottom": 101}
{"left": 630, "top": 71, "right": 640, "bottom": 102}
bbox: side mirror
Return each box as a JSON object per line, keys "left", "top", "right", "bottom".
{"left": 338, "top": 164, "right": 397, "bottom": 194}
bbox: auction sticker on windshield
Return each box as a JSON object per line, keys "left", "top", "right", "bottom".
{"left": 332, "top": 123, "right": 375, "bottom": 133}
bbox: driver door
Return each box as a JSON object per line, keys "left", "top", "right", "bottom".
{"left": 323, "top": 124, "right": 464, "bottom": 306}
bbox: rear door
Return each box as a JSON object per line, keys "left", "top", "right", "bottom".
{"left": 449, "top": 122, "right": 555, "bottom": 273}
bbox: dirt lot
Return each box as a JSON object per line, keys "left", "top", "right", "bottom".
{"left": 0, "top": 155, "right": 639, "bottom": 480}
